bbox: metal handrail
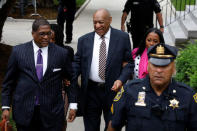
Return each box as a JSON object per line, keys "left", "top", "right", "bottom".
{"left": 154, "top": 0, "right": 197, "bottom": 27}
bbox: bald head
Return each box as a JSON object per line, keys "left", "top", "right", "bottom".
{"left": 93, "top": 8, "right": 111, "bottom": 18}
{"left": 93, "top": 8, "right": 112, "bottom": 36}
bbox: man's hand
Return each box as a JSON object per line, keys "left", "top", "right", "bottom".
{"left": 67, "top": 109, "right": 76, "bottom": 122}
{"left": 111, "top": 80, "right": 123, "bottom": 92}
{"left": 2, "top": 109, "right": 9, "bottom": 121}
{"left": 160, "top": 27, "right": 164, "bottom": 33}
{"left": 107, "top": 121, "right": 116, "bottom": 131}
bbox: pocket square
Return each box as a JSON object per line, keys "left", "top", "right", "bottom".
{"left": 53, "top": 68, "right": 61, "bottom": 72}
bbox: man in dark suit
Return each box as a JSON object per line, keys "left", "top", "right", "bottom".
{"left": 72, "top": 9, "right": 134, "bottom": 131}
{"left": 1, "top": 18, "right": 77, "bottom": 131}
{"left": 57, "top": 0, "right": 76, "bottom": 44}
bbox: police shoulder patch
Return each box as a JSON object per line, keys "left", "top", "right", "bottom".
{"left": 111, "top": 104, "right": 114, "bottom": 114}
{"left": 193, "top": 93, "right": 197, "bottom": 103}
{"left": 114, "top": 86, "right": 124, "bottom": 102}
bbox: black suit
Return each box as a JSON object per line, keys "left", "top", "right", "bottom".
{"left": 57, "top": 0, "right": 76, "bottom": 42}
{"left": 1, "top": 41, "right": 75, "bottom": 130}
{"left": 73, "top": 28, "right": 134, "bottom": 130}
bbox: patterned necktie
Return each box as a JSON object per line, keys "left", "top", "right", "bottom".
{"left": 36, "top": 49, "right": 43, "bottom": 81}
{"left": 99, "top": 36, "right": 107, "bottom": 80}
{"left": 35, "top": 49, "right": 43, "bottom": 105}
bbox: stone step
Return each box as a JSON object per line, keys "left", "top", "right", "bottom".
{"left": 190, "top": 9, "right": 197, "bottom": 25}
{"left": 163, "top": 27, "right": 175, "bottom": 46}
{"left": 185, "top": 5, "right": 196, "bottom": 12}
{"left": 167, "top": 20, "right": 188, "bottom": 43}
{"left": 179, "top": 13, "right": 197, "bottom": 38}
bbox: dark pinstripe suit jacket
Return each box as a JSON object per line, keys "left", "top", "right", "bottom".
{"left": 1, "top": 41, "right": 75, "bottom": 127}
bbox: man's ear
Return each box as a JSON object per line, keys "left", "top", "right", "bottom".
{"left": 109, "top": 17, "right": 112, "bottom": 24}
{"left": 147, "top": 61, "right": 150, "bottom": 72}
{"left": 32, "top": 31, "right": 35, "bottom": 38}
{"left": 172, "top": 62, "right": 176, "bottom": 76}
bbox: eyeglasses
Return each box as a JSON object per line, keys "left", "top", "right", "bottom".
{"left": 38, "top": 32, "right": 52, "bottom": 37}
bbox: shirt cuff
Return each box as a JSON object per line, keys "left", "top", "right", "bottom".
{"left": 69, "top": 103, "right": 78, "bottom": 110}
{"left": 2, "top": 106, "right": 10, "bottom": 109}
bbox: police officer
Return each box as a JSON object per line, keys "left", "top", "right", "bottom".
{"left": 57, "top": 0, "right": 76, "bottom": 44}
{"left": 121, "top": 0, "right": 164, "bottom": 49}
{"left": 108, "top": 43, "right": 197, "bottom": 131}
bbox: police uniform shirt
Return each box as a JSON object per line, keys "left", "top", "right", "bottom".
{"left": 123, "top": 0, "right": 161, "bottom": 28}
{"left": 111, "top": 76, "right": 197, "bottom": 131}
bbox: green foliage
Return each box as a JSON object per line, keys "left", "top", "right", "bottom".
{"left": 53, "top": 0, "right": 86, "bottom": 7}
{"left": 175, "top": 41, "right": 197, "bottom": 91}
{"left": 171, "top": 0, "right": 196, "bottom": 10}
{"left": 76, "top": 0, "right": 86, "bottom": 8}
{"left": 53, "top": 0, "right": 59, "bottom": 5}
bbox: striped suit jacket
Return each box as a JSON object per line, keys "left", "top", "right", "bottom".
{"left": 1, "top": 41, "right": 75, "bottom": 127}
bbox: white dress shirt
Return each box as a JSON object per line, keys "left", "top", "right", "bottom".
{"left": 33, "top": 40, "right": 48, "bottom": 76}
{"left": 89, "top": 28, "right": 111, "bottom": 83}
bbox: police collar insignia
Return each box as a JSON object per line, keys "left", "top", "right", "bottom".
{"left": 169, "top": 98, "right": 179, "bottom": 109}
{"left": 114, "top": 86, "right": 124, "bottom": 102}
{"left": 193, "top": 93, "right": 197, "bottom": 103}
{"left": 135, "top": 91, "right": 146, "bottom": 106}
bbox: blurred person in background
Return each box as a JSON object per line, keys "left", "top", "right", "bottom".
{"left": 57, "top": 0, "right": 76, "bottom": 44}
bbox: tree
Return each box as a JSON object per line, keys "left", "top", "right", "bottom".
{"left": 0, "top": 0, "right": 17, "bottom": 41}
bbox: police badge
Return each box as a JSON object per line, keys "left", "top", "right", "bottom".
{"left": 135, "top": 92, "right": 146, "bottom": 106}
{"left": 169, "top": 98, "right": 179, "bottom": 109}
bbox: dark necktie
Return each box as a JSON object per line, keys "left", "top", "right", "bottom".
{"left": 35, "top": 49, "right": 43, "bottom": 105}
{"left": 36, "top": 49, "right": 43, "bottom": 81}
{"left": 99, "top": 36, "right": 107, "bottom": 80}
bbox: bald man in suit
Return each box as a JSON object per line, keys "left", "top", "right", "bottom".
{"left": 72, "top": 9, "right": 134, "bottom": 131}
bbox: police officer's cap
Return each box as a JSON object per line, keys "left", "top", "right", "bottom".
{"left": 147, "top": 43, "right": 178, "bottom": 66}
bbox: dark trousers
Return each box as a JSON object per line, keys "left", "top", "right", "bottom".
{"left": 57, "top": 6, "right": 75, "bottom": 41}
{"left": 83, "top": 80, "right": 112, "bottom": 131}
{"left": 16, "top": 106, "right": 63, "bottom": 131}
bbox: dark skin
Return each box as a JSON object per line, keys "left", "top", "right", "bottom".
{"left": 93, "top": 9, "right": 112, "bottom": 37}
{"left": 148, "top": 61, "right": 176, "bottom": 96}
{"left": 32, "top": 25, "right": 52, "bottom": 48}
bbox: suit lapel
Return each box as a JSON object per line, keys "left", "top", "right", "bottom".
{"left": 26, "top": 42, "right": 39, "bottom": 81}
{"left": 42, "top": 43, "right": 53, "bottom": 81}
{"left": 106, "top": 28, "right": 118, "bottom": 70}
{"left": 86, "top": 32, "right": 95, "bottom": 76}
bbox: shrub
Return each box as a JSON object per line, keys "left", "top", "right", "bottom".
{"left": 175, "top": 41, "right": 197, "bottom": 91}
